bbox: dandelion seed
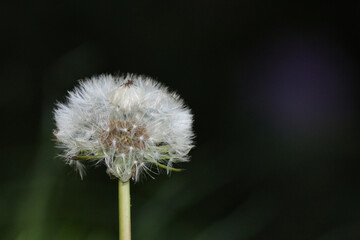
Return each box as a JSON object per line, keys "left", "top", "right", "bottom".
{"left": 53, "top": 73, "right": 194, "bottom": 182}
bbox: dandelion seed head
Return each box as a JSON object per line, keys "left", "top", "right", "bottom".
{"left": 54, "top": 73, "right": 194, "bottom": 182}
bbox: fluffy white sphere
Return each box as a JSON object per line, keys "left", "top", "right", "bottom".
{"left": 54, "top": 74, "right": 194, "bottom": 182}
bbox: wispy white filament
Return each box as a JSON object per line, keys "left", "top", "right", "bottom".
{"left": 54, "top": 74, "right": 194, "bottom": 182}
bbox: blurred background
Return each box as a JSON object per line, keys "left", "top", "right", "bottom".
{"left": 1, "top": 1, "right": 360, "bottom": 239}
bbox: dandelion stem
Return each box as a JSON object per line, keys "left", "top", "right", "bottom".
{"left": 118, "top": 180, "right": 131, "bottom": 240}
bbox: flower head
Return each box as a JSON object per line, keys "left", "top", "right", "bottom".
{"left": 53, "top": 74, "right": 194, "bottom": 182}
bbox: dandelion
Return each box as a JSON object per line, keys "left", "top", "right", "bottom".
{"left": 53, "top": 73, "right": 194, "bottom": 240}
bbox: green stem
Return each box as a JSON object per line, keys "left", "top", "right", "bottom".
{"left": 71, "top": 155, "right": 103, "bottom": 161}
{"left": 151, "top": 161, "right": 184, "bottom": 172}
{"left": 118, "top": 180, "right": 131, "bottom": 240}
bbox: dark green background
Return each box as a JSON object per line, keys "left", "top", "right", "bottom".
{"left": 1, "top": 1, "right": 360, "bottom": 239}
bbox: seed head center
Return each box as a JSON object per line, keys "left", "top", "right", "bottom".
{"left": 102, "top": 121, "right": 148, "bottom": 152}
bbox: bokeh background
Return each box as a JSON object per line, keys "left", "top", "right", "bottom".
{"left": 1, "top": 1, "right": 360, "bottom": 239}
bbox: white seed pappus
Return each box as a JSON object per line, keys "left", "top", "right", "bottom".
{"left": 53, "top": 74, "right": 194, "bottom": 182}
